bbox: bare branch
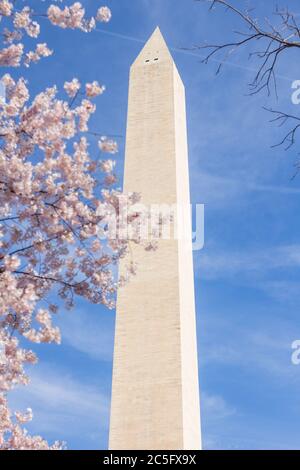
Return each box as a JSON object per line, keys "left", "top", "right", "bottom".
{"left": 195, "top": 0, "right": 300, "bottom": 165}
{"left": 195, "top": 0, "right": 300, "bottom": 94}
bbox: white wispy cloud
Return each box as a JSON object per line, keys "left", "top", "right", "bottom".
{"left": 260, "top": 280, "right": 300, "bottom": 304}
{"left": 190, "top": 169, "right": 300, "bottom": 209}
{"left": 201, "top": 392, "right": 236, "bottom": 420}
{"left": 201, "top": 391, "right": 236, "bottom": 449}
{"left": 9, "top": 363, "right": 109, "bottom": 445}
{"left": 197, "top": 244, "right": 300, "bottom": 281}
{"left": 199, "top": 311, "right": 298, "bottom": 381}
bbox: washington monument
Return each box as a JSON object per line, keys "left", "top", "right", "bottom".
{"left": 109, "top": 27, "right": 201, "bottom": 450}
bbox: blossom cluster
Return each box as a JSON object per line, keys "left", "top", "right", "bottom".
{"left": 0, "top": 2, "right": 113, "bottom": 66}
{"left": 47, "top": 3, "right": 112, "bottom": 32}
{"left": 0, "top": 1, "right": 125, "bottom": 450}
{"left": 0, "top": 70, "right": 129, "bottom": 448}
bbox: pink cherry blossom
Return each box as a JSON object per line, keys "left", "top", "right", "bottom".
{"left": 15, "top": 408, "right": 33, "bottom": 424}
{"left": 86, "top": 81, "right": 105, "bottom": 98}
{"left": 0, "top": 0, "right": 13, "bottom": 17}
{"left": 2, "top": 28, "right": 22, "bottom": 45}
{"left": 96, "top": 6, "right": 112, "bottom": 23}
{"left": 64, "top": 78, "right": 81, "bottom": 97}
{"left": 3, "top": 255, "right": 20, "bottom": 271}
{"left": 98, "top": 137, "right": 118, "bottom": 154}
{"left": 100, "top": 159, "right": 116, "bottom": 173}
{"left": 24, "top": 43, "right": 53, "bottom": 67}
{"left": 0, "top": 2, "right": 121, "bottom": 451}
{"left": 0, "top": 43, "right": 23, "bottom": 66}
{"left": 104, "top": 174, "right": 118, "bottom": 186}
{"left": 13, "top": 7, "right": 40, "bottom": 38}
{"left": 48, "top": 2, "right": 86, "bottom": 31}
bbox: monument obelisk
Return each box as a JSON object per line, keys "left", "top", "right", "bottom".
{"left": 109, "top": 27, "right": 201, "bottom": 450}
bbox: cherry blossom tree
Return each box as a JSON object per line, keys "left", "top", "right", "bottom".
{"left": 0, "top": 1, "right": 139, "bottom": 450}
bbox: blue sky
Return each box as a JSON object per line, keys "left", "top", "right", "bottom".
{"left": 8, "top": 0, "right": 300, "bottom": 449}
